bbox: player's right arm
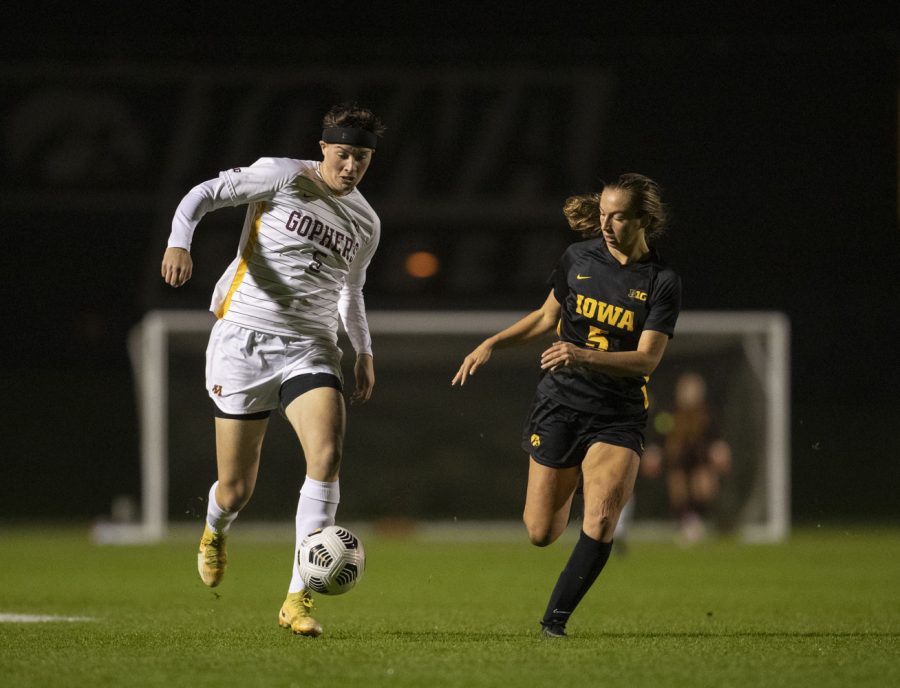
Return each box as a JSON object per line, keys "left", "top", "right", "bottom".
{"left": 160, "top": 180, "right": 230, "bottom": 288}
{"left": 161, "top": 158, "right": 300, "bottom": 288}
{"left": 161, "top": 247, "right": 193, "bottom": 287}
{"left": 451, "top": 290, "right": 560, "bottom": 386}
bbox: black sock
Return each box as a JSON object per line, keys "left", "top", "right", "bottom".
{"left": 540, "top": 531, "right": 613, "bottom": 628}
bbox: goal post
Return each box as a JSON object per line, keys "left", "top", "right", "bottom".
{"left": 93, "top": 309, "right": 789, "bottom": 544}
{"left": 663, "top": 311, "right": 791, "bottom": 543}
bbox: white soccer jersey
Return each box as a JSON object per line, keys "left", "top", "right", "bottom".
{"left": 168, "top": 157, "right": 379, "bottom": 355}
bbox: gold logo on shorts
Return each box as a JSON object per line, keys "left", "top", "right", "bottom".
{"left": 211, "top": 385, "right": 223, "bottom": 396}
{"left": 530, "top": 434, "right": 541, "bottom": 447}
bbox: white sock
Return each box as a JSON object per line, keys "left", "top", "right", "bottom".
{"left": 288, "top": 477, "right": 340, "bottom": 593}
{"left": 206, "top": 481, "right": 239, "bottom": 534}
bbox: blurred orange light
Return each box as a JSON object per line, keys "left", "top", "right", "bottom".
{"left": 405, "top": 251, "right": 440, "bottom": 279}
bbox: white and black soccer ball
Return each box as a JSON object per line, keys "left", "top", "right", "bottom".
{"left": 298, "top": 525, "right": 365, "bottom": 595}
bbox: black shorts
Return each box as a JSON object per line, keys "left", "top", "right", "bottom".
{"left": 521, "top": 389, "right": 646, "bottom": 468}
{"left": 212, "top": 372, "right": 343, "bottom": 420}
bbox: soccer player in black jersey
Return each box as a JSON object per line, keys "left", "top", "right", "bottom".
{"left": 453, "top": 173, "right": 682, "bottom": 638}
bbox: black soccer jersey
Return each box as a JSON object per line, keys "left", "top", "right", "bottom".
{"left": 537, "top": 238, "right": 682, "bottom": 417}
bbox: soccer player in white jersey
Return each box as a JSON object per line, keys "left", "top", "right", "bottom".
{"left": 160, "top": 103, "right": 386, "bottom": 638}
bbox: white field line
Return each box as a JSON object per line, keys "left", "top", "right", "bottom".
{"left": 0, "top": 613, "right": 96, "bottom": 623}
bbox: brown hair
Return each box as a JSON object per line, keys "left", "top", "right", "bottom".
{"left": 322, "top": 103, "right": 387, "bottom": 138}
{"left": 562, "top": 192, "right": 601, "bottom": 239}
{"left": 605, "top": 173, "right": 669, "bottom": 241}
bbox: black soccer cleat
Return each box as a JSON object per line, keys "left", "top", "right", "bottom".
{"left": 540, "top": 623, "right": 568, "bottom": 639}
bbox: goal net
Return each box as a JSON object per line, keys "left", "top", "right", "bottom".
{"left": 95, "top": 310, "right": 789, "bottom": 544}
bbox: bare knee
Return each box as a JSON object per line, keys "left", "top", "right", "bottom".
{"left": 306, "top": 446, "right": 342, "bottom": 482}
{"left": 216, "top": 480, "right": 253, "bottom": 511}
{"left": 583, "top": 486, "right": 629, "bottom": 541}
{"left": 583, "top": 510, "right": 616, "bottom": 541}
{"left": 523, "top": 516, "right": 562, "bottom": 547}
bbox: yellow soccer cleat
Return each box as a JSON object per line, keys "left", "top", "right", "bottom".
{"left": 197, "top": 524, "right": 227, "bottom": 587}
{"left": 278, "top": 591, "right": 323, "bottom": 638}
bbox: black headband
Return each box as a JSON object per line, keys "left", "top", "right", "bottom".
{"left": 322, "top": 127, "right": 378, "bottom": 149}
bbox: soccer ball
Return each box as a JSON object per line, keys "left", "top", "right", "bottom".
{"left": 298, "top": 525, "right": 365, "bottom": 595}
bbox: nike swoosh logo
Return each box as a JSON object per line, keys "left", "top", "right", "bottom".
{"left": 576, "top": 274, "right": 591, "bottom": 280}
{"left": 552, "top": 609, "right": 572, "bottom": 616}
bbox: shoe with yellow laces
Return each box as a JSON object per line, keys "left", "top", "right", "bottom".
{"left": 197, "top": 524, "right": 227, "bottom": 587}
{"left": 278, "top": 590, "right": 323, "bottom": 637}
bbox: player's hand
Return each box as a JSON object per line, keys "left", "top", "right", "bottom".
{"left": 451, "top": 341, "right": 494, "bottom": 386}
{"left": 161, "top": 247, "right": 193, "bottom": 287}
{"left": 540, "top": 341, "right": 583, "bottom": 371}
{"left": 350, "top": 354, "right": 375, "bottom": 405}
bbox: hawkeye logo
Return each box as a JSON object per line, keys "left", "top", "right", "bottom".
{"left": 575, "top": 294, "right": 635, "bottom": 332}
{"left": 628, "top": 289, "right": 648, "bottom": 301}
{"left": 530, "top": 434, "right": 541, "bottom": 447}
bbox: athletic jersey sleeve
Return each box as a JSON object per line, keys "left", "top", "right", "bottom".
{"left": 167, "top": 157, "right": 301, "bottom": 251}
{"left": 644, "top": 269, "right": 682, "bottom": 337}
{"left": 338, "top": 217, "right": 381, "bottom": 356}
{"left": 550, "top": 245, "right": 578, "bottom": 302}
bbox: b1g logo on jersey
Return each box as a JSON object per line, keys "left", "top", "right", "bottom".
{"left": 628, "top": 289, "right": 648, "bottom": 301}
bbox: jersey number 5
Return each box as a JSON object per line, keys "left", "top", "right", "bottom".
{"left": 585, "top": 326, "right": 609, "bottom": 351}
{"left": 308, "top": 250, "right": 325, "bottom": 273}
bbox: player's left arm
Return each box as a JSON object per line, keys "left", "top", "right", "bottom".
{"left": 339, "top": 220, "right": 380, "bottom": 404}
{"left": 540, "top": 329, "right": 670, "bottom": 377}
{"left": 350, "top": 353, "right": 375, "bottom": 405}
{"left": 340, "top": 275, "right": 376, "bottom": 404}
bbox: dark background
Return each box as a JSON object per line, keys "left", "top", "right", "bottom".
{"left": 2, "top": 4, "right": 898, "bottom": 525}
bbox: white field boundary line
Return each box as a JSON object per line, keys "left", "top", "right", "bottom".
{"left": 0, "top": 613, "right": 96, "bottom": 623}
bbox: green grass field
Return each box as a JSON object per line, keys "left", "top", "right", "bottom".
{"left": 1, "top": 524, "right": 898, "bottom": 688}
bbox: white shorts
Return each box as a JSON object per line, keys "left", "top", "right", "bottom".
{"left": 205, "top": 319, "right": 344, "bottom": 416}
